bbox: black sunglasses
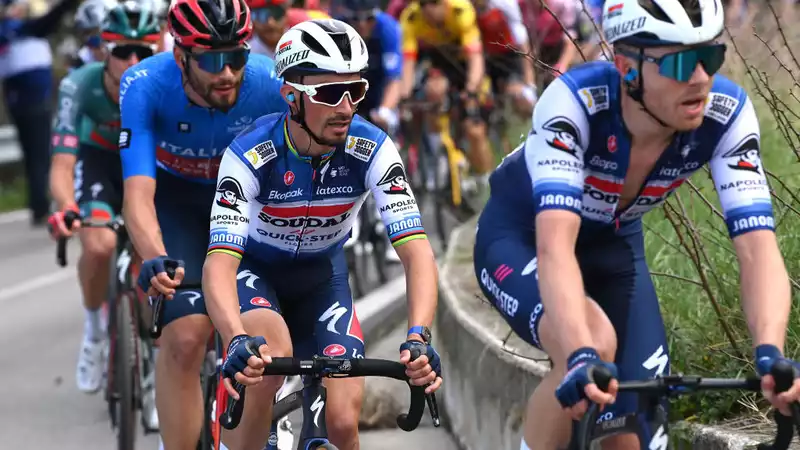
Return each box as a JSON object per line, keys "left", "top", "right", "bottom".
{"left": 252, "top": 6, "right": 287, "bottom": 22}
{"left": 109, "top": 43, "right": 155, "bottom": 60}
{"left": 188, "top": 46, "right": 251, "bottom": 73}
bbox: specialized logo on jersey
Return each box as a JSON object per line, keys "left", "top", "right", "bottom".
{"left": 255, "top": 201, "right": 358, "bottom": 252}
{"left": 722, "top": 134, "right": 761, "bottom": 174}
{"left": 377, "top": 162, "right": 409, "bottom": 196}
{"left": 345, "top": 136, "right": 377, "bottom": 162}
{"left": 705, "top": 93, "right": 739, "bottom": 125}
{"left": 216, "top": 177, "right": 247, "bottom": 213}
{"left": 244, "top": 140, "right": 277, "bottom": 170}
{"left": 542, "top": 117, "right": 581, "bottom": 158}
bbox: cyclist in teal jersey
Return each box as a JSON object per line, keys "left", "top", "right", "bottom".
{"left": 47, "top": 0, "right": 161, "bottom": 409}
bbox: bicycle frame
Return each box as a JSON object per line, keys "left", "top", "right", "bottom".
{"left": 436, "top": 106, "right": 467, "bottom": 209}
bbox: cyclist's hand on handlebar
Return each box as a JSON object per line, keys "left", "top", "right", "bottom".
{"left": 555, "top": 347, "right": 619, "bottom": 420}
{"left": 47, "top": 205, "right": 80, "bottom": 239}
{"left": 138, "top": 256, "right": 185, "bottom": 298}
{"left": 755, "top": 344, "right": 800, "bottom": 416}
{"left": 400, "top": 340, "right": 443, "bottom": 394}
{"left": 221, "top": 335, "right": 270, "bottom": 399}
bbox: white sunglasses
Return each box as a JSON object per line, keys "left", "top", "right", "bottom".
{"left": 285, "top": 79, "right": 370, "bottom": 107}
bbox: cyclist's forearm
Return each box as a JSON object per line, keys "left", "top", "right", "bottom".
{"left": 538, "top": 250, "right": 594, "bottom": 355}
{"left": 49, "top": 153, "right": 77, "bottom": 210}
{"left": 556, "top": 35, "right": 578, "bottom": 70}
{"left": 520, "top": 44, "right": 536, "bottom": 86}
{"left": 465, "top": 53, "right": 485, "bottom": 93}
{"left": 203, "top": 253, "right": 246, "bottom": 346}
{"left": 735, "top": 231, "right": 791, "bottom": 350}
{"left": 122, "top": 177, "right": 167, "bottom": 260}
{"left": 396, "top": 238, "right": 438, "bottom": 331}
{"left": 380, "top": 79, "right": 402, "bottom": 110}
{"left": 400, "top": 59, "right": 416, "bottom": 99}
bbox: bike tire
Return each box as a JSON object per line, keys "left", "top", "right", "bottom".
{"left": 198, "top": 366, "right": 218, "bottom": 450}
{"left": 433, "top": 150, "right": 451, "bottom": 252}
{"left": 115, "top": 292, "right": 137, "bottom": 450}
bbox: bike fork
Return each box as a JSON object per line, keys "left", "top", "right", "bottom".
{"left": 298, "top": 376, "right": 328, "bottom": 450}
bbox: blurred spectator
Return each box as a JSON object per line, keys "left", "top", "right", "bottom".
{"left": 519, "top": 0, "right": 578, "bottom": 89}
{"left": 385, "top": 0, "right": 408, "bottom": 19}
{"left": 247, "top": 0, "right": 329, "bottom": 58}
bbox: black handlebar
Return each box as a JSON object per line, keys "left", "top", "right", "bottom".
{"left": 220, "top": 344, "right": 439, "bottom": 433}
{"left": 53, "top": 210, "right": 124, "bottom": 267}
{"left": 577, "top": 360, "right": 800, "bottom": 450}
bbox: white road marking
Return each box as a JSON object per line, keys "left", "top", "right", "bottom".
{"left": 0, "top": 269, "right": 75, "bottom": 303}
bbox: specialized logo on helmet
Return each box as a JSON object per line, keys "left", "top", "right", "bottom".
{"left": 542, "top": 117, "right": 581, "bottom": 158}
{"left": 276, "top": 50, "right": 311, "bottom": 75}
{"left": 377, "top": 163, "right": 409, "bottom": 196}
{"left": 604, "top": 16, "right": 647, "bottom": 42}
{"left": 216, "top": 176, "right": 247, "bottom": 213}
{"left": 722, "top": 134, "right": 761, "bottom": 174}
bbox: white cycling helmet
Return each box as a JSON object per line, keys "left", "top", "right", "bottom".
{"left": 74, "top": 0, "right": 118, "bottom": 31}
{"left": 275, "top": 19, "right": 369, "bottom": 78}
{"left": 602, "top": 0, "right": 724, "bottom": 46}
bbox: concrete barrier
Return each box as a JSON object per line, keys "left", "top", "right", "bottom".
{"left": 436, "top": 218, "right": 777, "bottom": 450}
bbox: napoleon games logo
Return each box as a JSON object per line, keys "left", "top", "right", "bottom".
{"left": 542, "top": 117, "right": 581, "bottom": 158}
{"left": 723, "top": 134, "right": 761, "bottom": 174}
{"left": 377, "top": 162, "right": 409, "bottom": 196}
{"left": 216, "top": 176, "right": 247, "bottom": 213}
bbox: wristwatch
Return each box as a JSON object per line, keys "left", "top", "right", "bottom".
{"left": 407, "top": 326, "right": 432, "bottom": 343}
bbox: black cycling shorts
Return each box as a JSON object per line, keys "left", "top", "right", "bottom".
{"left": 74, "top": 144, "right": 123, "bottom": 220}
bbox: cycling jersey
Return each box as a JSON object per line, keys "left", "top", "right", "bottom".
{"left": 119, "top": 51, "right": 286, "bottom": 184}
{"left": 474, "top": 61, "right": 773, "bottom": 428}
{"left": 206, "top": 112, "right": 426, "bottom": 263}
{"left": 117, "top": 51, "right": 287, "bottom": 327}
{"left": 488, "top": 61, "right": 773, "bottom": 239}
{"left": 400, "top": 0, "right": 482, "bottom": 60}
{"left": 476, "top": 0, "right": 528, "bottom": 55}
{"left": 52, "top": 62, "right": 120, "bottom": 154}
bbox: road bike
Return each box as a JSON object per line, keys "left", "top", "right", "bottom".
{"left": 55, "top": 211, "right": 158, "bottom": 450}
{"left": 220, "top": 350, "right": 442, "bottom": 450}
{"left": 569, "top": 360, "right": 800, "bottom": 450}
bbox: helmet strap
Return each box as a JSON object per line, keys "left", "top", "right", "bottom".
{"left": 625, "top": 48, "right": 669, "bottom": 129}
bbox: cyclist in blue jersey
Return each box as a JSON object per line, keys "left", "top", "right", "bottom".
{"left": 117, "top": 0, "right": 286, "bottom": 447}
{"left": 202, "top": 19, "right": 442, "bottom": 450}
{"left": 473, "top": 0, "right": 800, "bottom": 449}
{"left": 335, "top": 0, "right": 403, "bottom": 134}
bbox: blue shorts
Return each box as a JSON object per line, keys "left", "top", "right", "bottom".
{"left": 474, "top": 210, "right": 669, "bottom": 427}
{"left": 236, "top": 249, "right": 365, "bottom": 359}
{"left": 157, "top": 172, "right": 215, "bottom": 326}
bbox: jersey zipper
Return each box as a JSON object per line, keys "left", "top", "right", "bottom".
{"left": 612, "top": 138, "right": 682, "bottom": 227}
{"left": 295, "top": 156, "right": 322, "bottom": 259}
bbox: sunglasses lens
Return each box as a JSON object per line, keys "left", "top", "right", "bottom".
{"left": 194, "top": 49, "right": 250, "bottom": 73}
{"left": 311, "top": 81, "right": 368, "bottom": 106}
{"left": 111, "top": 44, "right": 154, "bottom": 60}
{"left": 659, "top": 44, "right": 726, "bottom": 82}
{"left": 253, "top": 6, "right": 286, "bottom": 22}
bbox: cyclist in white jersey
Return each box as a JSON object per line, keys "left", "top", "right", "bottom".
{"left": 203, "top": 19, "right": 443, "bottom": 450}
{"left": 473, "top": 0, "right": 800, "bottom": 449}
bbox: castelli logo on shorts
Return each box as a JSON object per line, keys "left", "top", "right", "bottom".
{"left": 250, "top": 297, "right": 271, "bottom": 307}
{"left": 323, "top": 344, "right": 347, "bottom": 357}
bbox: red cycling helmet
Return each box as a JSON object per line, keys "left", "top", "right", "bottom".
{"left": 246, "top": 0, "right": 288, "bottom": 9}
{"left": 168, "top": 0, "right": 253, "bottom": 49}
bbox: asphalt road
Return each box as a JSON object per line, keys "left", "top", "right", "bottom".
{"left": 0, "top": 196, "right": 458, "bottom": 450}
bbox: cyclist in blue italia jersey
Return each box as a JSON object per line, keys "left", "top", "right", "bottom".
{"left": 117, "top": 0, "right": 286, "bottom": 447}
{"left": 473, "top": 0, "right": 800, "bottom": 449}
{"left": 336, "top": 0, "right": 403, "bottom": 134}
{"left": 202, "top": 19, "right": 442, "bottom": 450}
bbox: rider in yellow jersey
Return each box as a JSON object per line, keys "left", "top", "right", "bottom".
{"left": 399, "top": 0, "right": 494, "bottom": 191}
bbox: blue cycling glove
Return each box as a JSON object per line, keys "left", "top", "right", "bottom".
{"left": 400, "top": 340, "right": 443, "bottom": 379}
{"left": 555, "top": 347, "right": 618, "bottom": 408}
{"left": 755, "top": 344, "right": 800, "bottom": 377}
{"left": 222, "top": 334, "right": 268, "bottom": 380}
{"left": 138, "top": 255, "right": 184, "bottom": 293}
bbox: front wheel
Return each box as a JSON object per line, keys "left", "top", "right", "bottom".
{"left": 115, "top": 292, "right": 137, "bottom": 450}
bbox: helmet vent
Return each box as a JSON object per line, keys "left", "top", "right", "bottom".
{"left": 330, "top": 32, "right": 352, "bottom": 61}
{"left": 637, "top": 0, "right": 672, "bottom": 24}
{"left": 680, "top": 0, "right": 703, "bottom": 27}
{"left": 301, "top": 31, "right": 331, "bottom": 57}
{"left": 179, "top": 3, "right": 210, "bottom": 34}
